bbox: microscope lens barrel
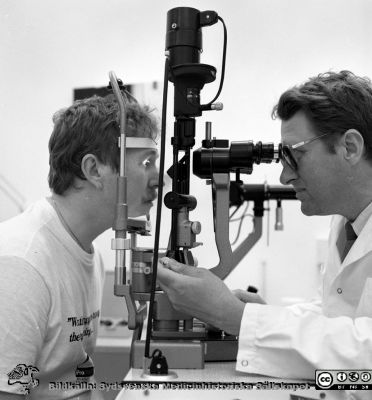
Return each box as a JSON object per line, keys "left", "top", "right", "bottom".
{"left": 193, "top": 141, "right": 279, "bottom": 179}
{"left": 255, "top": 142, "right": 276, "bottom": 163}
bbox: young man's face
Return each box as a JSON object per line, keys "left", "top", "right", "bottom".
{"left": 97, "top": 148, "right": 159, "bottom": 229}
{"left": 126, "top": 148, "right": 159, "bottom": 217}
{"left": 100, "top": 147, "right": 159, "bottom": 230}
{"left": 279, "top": 111, "right": 346, "bottom": 216}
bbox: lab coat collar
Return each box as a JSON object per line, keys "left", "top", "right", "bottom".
{"left": 351, "top": 200, "right": 372, "bottom": 236}
{"left": 337, "top": 206, "right": 372, "bottom": 267}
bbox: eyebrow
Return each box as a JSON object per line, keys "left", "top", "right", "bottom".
{"left": 142, "top": 149, "right": 159, "bottom": 158}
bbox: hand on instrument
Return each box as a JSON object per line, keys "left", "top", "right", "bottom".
{"left": 157, "top": 257, "right": 245, "bottom": 335}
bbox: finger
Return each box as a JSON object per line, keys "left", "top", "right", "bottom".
{"left": 232, "top": 289, "right": 255, "bottom": 302}
{"left": 232, "top": 289, "right": 246, "bottom": 302}
{"left": 158, "top": 258, "right": 171, "bottom": 270}
{"left": 159, "top": 257, "right": 194, "bottom": 275}
{"left": 232, "top": 289, "right": 266, "bottom": 304}
{"left": 156, "top": 264, "right": 177, "bottom": 287}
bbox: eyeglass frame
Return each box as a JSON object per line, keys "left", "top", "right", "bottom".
{"left": 280, "top": 132, "right": 332, "bottom": 170}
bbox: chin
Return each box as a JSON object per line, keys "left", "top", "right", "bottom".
{"left": 300, "top": 202, "right": 327, "bottom": 217}
{"left": 128, "top": 212, "right": 143, "bottom": 218}
{"left": 143, "top": 201, "right": 154, "bottom": 213}
{"left": 128, "top": 201, "right": 154, "bottom": 219}
{"left": 300, "top": 202, "right": 317, "bottom": 216}
{"left": 130, "top": 209, "right": 150, "bottom": 219}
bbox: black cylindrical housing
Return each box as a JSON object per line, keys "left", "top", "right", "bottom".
{"left": 229, "top": 182, "right": 296, "bottom": 208}
{"left": 193, "top": 141, "right": 278, "bottom": 179}
{"left": 164, "top": 192, "right": 197, "bottom": 211}
{"left": 193, "top": 141, "right": 253, "bottom": 179}
{"left": 166, "top": 7, "right": 202, "bottom": 67}
{"left": 230, "top": 141, "right": 254, "bottom": 168}
{"left": 240, "top": 184, "right": 296, "bottom": 201}
{"left": 165, "top": 7, "right": 216, "bottom": 118}
{"left": 253, "top": 142, "right": 277, "bottom": 164}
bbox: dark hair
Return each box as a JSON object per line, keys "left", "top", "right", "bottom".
{"left": 272, "top": 70, "right": 372, "bottom": 160}
{"left": 48, "top": 94, "right": 158, "bottom": 195}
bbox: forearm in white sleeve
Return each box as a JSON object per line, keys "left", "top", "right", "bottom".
{"left": 236, "top": 303, "right": 372, "bottom": 379}
{"left": 286, "top": 298, "right": 322, "bottom": 316}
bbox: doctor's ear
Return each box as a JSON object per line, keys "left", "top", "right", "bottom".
{"left": 341, "top": 129, "right": 365, "bottom": 165}
{"left": 81, "top": 154, "right": 104, "bottom": 190}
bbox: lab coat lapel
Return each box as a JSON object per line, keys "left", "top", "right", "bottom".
{"left": 324, "top": 215, "right": 344, "bottom": 292}
{"left": 343, "top": 212, "right": 372, "bottom": 266}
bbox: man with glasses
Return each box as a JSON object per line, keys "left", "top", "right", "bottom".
{"left": 157, "top": 71, "right": 372, "bottom": 381}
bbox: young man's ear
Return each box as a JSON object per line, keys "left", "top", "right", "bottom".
{"left": 81, "top": 154, "right": 103, "bottom": 190}
{"left": 341, "top": 129, "right": 364, "bottom": 165}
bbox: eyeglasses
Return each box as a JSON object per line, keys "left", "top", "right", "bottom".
{"left": 281, "top": 132, "right": 332, "bottom": 171}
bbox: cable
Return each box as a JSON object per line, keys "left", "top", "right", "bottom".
{"left": 204, "top": 16, "right": 227, "bottom": 106}
{"left": 231, "top": 203, "right": 253, "bottom": 245}
{"left": 229, "top": 204, "right": 241, "bottom": 220}
{"left": 144, "top": 57, "right": 169, "bottom": 360}
{"left": 230, "top": 212, "right": 254, "bottom": 223}
{"left": 168, "top": 16, "right": 227, "bottom": 112}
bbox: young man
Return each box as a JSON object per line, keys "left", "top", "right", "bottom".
{"left": 0, "top": 95, "right": 159, "bottom": 399}
{"left": 157, "top": 71, "right": 372, "bottom": 380}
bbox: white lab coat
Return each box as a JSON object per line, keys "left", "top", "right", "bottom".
{"left": 236, "top": 213, "right": 372, "bottom": 380}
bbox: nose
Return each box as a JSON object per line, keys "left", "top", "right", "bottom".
{"left": 149, "top": 166, "right": 163, "bottom": 188}
{"left": 279, "top": 162, "right": 297, "bottom": 186}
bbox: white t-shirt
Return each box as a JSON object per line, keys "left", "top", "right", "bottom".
{"left": 0, "top": 198, "right": 105, "bottom": 399}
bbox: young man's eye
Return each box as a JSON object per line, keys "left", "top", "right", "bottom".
{"left": 142, "top": 158, "right": 151, "bottom": 167}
